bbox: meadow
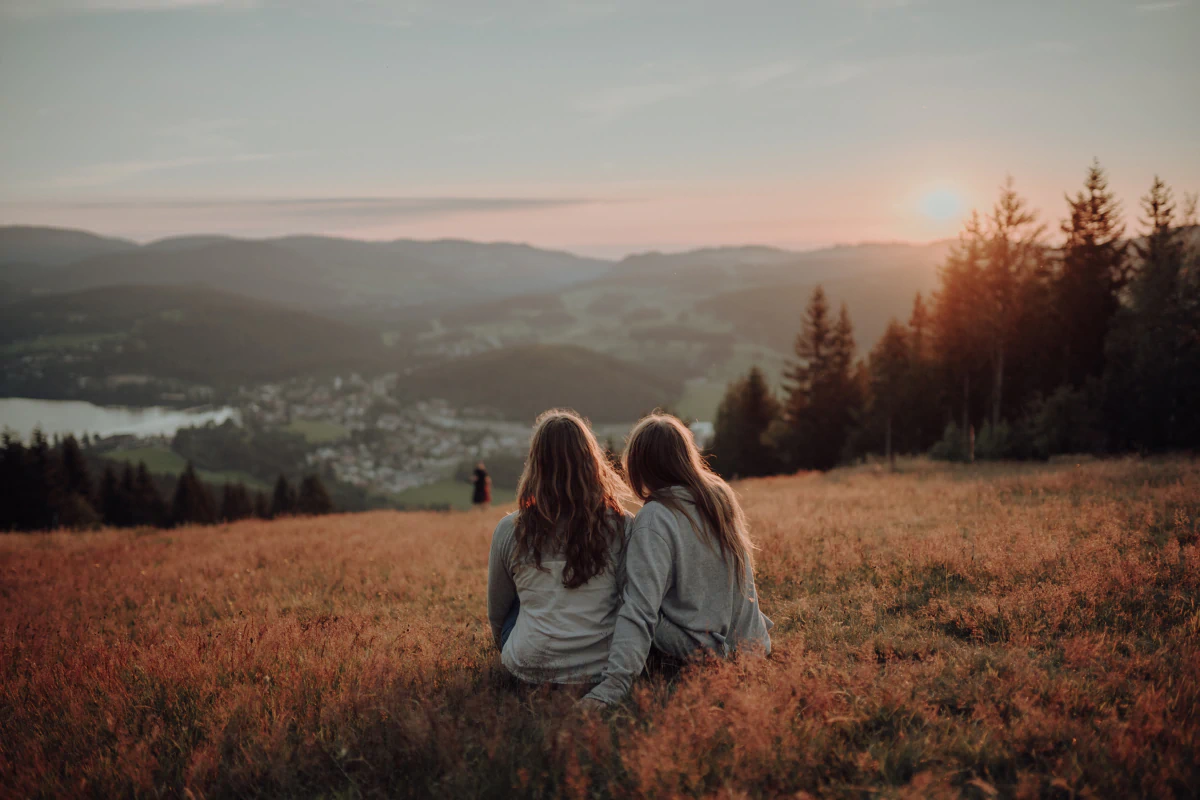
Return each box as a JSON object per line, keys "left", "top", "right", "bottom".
{"left": 1, "top": 457, "right": 1197, "bottom": 798}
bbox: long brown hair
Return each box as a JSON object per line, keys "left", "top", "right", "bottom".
{"left": 624, "top": 413, "right": 755, "bottom": 585}
{"left": 514, "top": 409, "right": 632, "bottom": 589}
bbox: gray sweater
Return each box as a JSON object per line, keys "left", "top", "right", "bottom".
{"left": 584, "top": 487, "right": 773, "bottom": 705}
{"left": 487, "top": 510, "right": 635, "bottom": 685}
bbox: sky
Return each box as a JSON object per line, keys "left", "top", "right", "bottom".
{"left": 1, "top": 0, "right": 1197, "bottom": 257}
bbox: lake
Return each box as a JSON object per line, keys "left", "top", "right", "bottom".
{"left": 0, "top": 398, "right": 240, "bottom": 441}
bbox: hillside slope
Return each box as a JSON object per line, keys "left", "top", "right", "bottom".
{"left": 2, "top": 458, "right": 1195, "bottom": 797}
{"left": 0, "top": 284, "right": 386, "bottom": 387}
{"left": 402, "top": 343, "right": 681, "bottom": 423}
{"left": 0, "top": 225, "right": 137, "bottom": 267}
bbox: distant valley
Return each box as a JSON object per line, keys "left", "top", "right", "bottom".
{"left": 1, "top": 224, "right": 952, "bottom": 505}
{"left": 2, "top": 225, "right": 953, "bottom": 421}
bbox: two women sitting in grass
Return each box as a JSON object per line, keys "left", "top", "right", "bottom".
{"left": 486, "top": 409, "right": 773, "bottom": 705}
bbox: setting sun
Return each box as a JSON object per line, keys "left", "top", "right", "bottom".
{"left": 919, "top": 187, "right": 966, "bottom": 223}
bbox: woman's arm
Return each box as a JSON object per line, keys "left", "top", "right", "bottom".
{"left": 584, "top": 511, "right": 675, "bottom": 705}
{"left": 486, "top": 517, "right": 518, "bottom": 651}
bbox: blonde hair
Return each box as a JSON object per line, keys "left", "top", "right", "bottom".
{"left": 624, "top": 413, "right": 755, "bottom": 585}
{"left": 514, "top": 409, "right": 633, "bottom": 589}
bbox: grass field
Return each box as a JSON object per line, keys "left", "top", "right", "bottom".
{"left": 1, "top": 457, "right": 1197, "bottom": 797}
{"left": 103, "top": 446, "right": 267, "bottom": 490}
{"left": 392, "top": 477, "right": 518, "bottom": 510}
{"left": 284, "top": 419, "right": 349, "bottom": 444}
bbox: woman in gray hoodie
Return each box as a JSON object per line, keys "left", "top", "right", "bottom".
{"left": 584, "top": 413, "right": 773, "bottom": 706}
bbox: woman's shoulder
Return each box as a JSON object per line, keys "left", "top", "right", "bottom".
{"left": 492, "top": 510, "right": 520, "bottom": 540}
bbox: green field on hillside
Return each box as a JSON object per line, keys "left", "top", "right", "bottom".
{"left": 393, "top": 478, "right": 517, "bottom": 510}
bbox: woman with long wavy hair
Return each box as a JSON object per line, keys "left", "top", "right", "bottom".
{"left": 584, "top": 413, "right": 772, "bottom": 706}
{"left": 487, "top": 409, "right": 634, "bottom": 686}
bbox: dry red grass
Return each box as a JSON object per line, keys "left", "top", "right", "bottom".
{"left": 2, "top": 456, "right": 1198, "bottom": 798}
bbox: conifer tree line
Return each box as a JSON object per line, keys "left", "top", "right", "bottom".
{"left": 0, "top": 430, "right": 335, "bottom": 532}
{"left": 711, "top": 165, "right": 1199, "bottom": 477}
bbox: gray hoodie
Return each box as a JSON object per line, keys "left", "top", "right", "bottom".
{"left": 584, "top": 487, "right": 773, "bottom": 705}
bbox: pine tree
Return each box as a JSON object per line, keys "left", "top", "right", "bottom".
{"left": 868, "top": 320, "right": 911, "bottom": 470}
{"left": 220, "top": 483, "right": 255, "bottom": 522}
{"left": 780, "top": 288, "right": 861, "bottom": 470}
{"left": 253, "top": 491, "right": 271, "bottom": 519}
{"left": 270, "top": 474, "right": 296, "bottom": 518}
{"left": 99, "top": 465, "right": 128, "bottom": 528}
{"left": 27, "top": 430, "right": 65, "bottom": 531}
{"left": 296, "top": 475, "right": 335, "bottom": 516}
{"left": 979, "top": 177, "right": 1048, "bottom": 428}
{"left": 711, "top": 366, "right": 780, "bottom": 479}
{"left": 1056, "top": 160, "right": 1129, "bottom": 387}
{"left": 0, "top": 433, "right": 30, "bottom": 531}
{"left": 132, "top": 462, "right": 167, "bottom": 528}
{"left": 1104, "top": 177, "right": 1200, "bottom": 450}
{"left": 171, "top": 462, "right": 217, "bottom": 526}
{"left": 59, "top": 435, "right": 92, "bottom": 500}
{"left": 905, "top": 293, "right": 941, "bottom": 452}
{"left": 932, "top": 213, "right": 988, "bottom": 437}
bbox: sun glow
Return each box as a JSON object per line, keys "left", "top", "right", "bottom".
{"left": 919, "top": 188, "right": 965, "bottom": 222}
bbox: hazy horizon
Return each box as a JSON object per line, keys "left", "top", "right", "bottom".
{"left": 3, "top": 0, "right": 1198, "bottom": 255}
{"left": 3, "top": 219, "right": 965, "bottom": 260}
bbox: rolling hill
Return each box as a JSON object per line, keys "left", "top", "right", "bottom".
{"left": 0, "top": 284, "right": 387, "bottom": 387}
{"left": 0, "top": 226, "right": 615, "bottom": 314}
{"left": 0, "top": 225, "right": 137, "bottom": 268}
{"left": 400, "top": 343, "right": 682, "bottom": 423}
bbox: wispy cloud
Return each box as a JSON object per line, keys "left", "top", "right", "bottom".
{"left": 802, "top": 61, "right": 873, "bottom": 89}
{"left": 0, "top": 0, "right": 255, "bottom": 15}
{"left": 43, "top": 151, "right": 307, "bottom": 189}
{"left": 8, "top": 196, "right": 597, "bottom": 222}
{"left": 574, "top": 78, "right": 709, "bottom": 121}
{"left": 729, "top": 61, "right": 798, "bottom": 91}
{"left": 1134, "top": 0, "right": 1184, "bottom": 10}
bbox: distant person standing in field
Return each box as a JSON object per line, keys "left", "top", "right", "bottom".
{"left": 472, "top": 461, "right": 492, "bottom": 508}
{"left": 487, "top": 409, "right": 635, "bottom": 687}
{"left": 584, "top": 413, "right": 773, "bottom": 707}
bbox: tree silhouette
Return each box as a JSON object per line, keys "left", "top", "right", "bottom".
{"left": 171, "top": 462, "right": 217, "bottom": 526}
{"left": 296, "top": 475, "right": 335, "bottom": 516}
{"left": 867, "top": 320, "right": 911, "bottom": 470}
{"left": 711, "top": 366, "right": 780, "bottom": 479}
{"left": 779, "top": 288, "right": 862, "bottom": 470}
{"left": 270, "top": 474, "right": 296, "bottom": 518}
{"left": 1056, "top": 159, "right": 1129, "bottom": 388}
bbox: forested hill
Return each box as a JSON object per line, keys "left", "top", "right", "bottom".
{"left": 0, "top": 284, "right": 388, "bottom": 387}
{"left": 399, "top": 343, "right": 681, "bottom": 423}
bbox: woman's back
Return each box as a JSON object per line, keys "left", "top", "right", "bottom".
{"left": 635, "top": 489, "right": 771, "bottom": 656}
{"left": 488, "top": 510, "right": 633, "bottom": 684}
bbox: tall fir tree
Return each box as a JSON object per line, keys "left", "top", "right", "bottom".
{"left": 932, "top": 212, "right": 988, "bottom": 436}
{"left": 780, "top": 288, "right": 861, "bottom": 470}
{"left": 905, "top": 293, "right": 942, "bottom": 452}
{"left": 220, "top": 482, "right": 255, "bottom": 522}
{"left": 253, "top": 490, "right": 271, "bottom": 520}
{"left": 27, "top": 430, "right": 65, "bottom": 531}
{"left": 132, "top": 462, "right": 167, "bottom": 527}
{"left": 867, "top": 320, "right": 911, "bottom": 470}
{"left": 978, "top": 178, "right": 1048, "bottom": 428}
{"left": 1056, "top": 159, "right": 1129, "bottom": 388}
{"left": 270, "top": 474, "right": 296, "bottom": 518}
{"left": 59, "top": 435, "right": 92, "bottom": 501}
{"left": 99, "top": 465, "right": 129, "bottom": 528}
{"left": 171, "top": 462, "right": 217, "bottom": 526}
{"left": 296, "top": 475, "right": 335, "bottom": 516}
{"left": 1104, "top": 177, "right": 1200, "bottom": 450}
{"left": 0, "top": 433, "right": 31, "bottom": 531}
{"left": 710, "top": 366, "right": 780, "bottom": 479}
